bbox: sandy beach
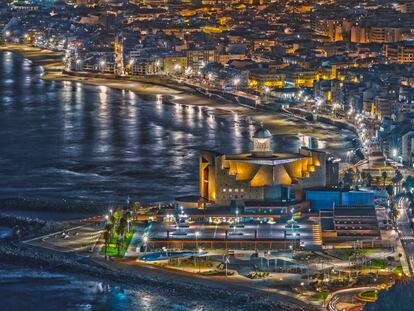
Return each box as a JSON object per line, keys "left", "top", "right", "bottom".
{"left": 0, "top": 44, "right": 249, "bottom": 112}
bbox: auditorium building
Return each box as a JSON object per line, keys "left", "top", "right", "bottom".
{"left": 199, "top": 125, "right": 339, "bottom": 207}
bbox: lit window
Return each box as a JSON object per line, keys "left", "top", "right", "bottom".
{"left": 235, "top": 188, "right": 239, "bottom": 192}
{"left": 229, "top": 189, "right": 232, "bottom": 192}
{"left": 223, "top": 189, "right": 226, "bottom": 192}
{"left": 241, "top": 189, "right": 244, "bottom": 192}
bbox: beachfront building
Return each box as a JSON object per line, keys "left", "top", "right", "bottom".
{"left": 199, "top": 125, "right": 338, "bottom": 207}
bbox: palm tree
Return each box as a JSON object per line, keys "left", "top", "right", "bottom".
{"left": 382, "top": 171, "right": 388, "bottom": 186}
{"left": 375, "top": 176, "right": 381, "bottom": 187}
{"left": 117, "top": 239, "right": 122, "bottom": 257}
{"left": 116, "top": 218, "right": 128, "bottom": 257}
{"left": 392, "top": 170, "right": 403, "bottom": 192}
{"left": 105, "top": 223, "right": 113, "bottom": 241}
{"left": 361, "top": 171, "right": 367, "bottom": 185}
{"left": 366, "top": 173, "right": 373, "bottom": 187}
{"left": 103, "top": 230, "right": 110, "bottom": 259}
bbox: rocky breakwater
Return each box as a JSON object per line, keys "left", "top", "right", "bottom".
{"left": 0, "top": 215, "right": 315, "bottom": 311}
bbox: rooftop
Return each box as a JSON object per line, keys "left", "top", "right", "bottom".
{"left": 224, "top": 152, "right": 305, "bottom": 165}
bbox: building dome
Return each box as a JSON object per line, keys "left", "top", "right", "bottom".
{"left": 254, "top": 126, "right": 272, "bottom": 139}
{"left": 252, "top": 124, "right": 273, "bottom": 157}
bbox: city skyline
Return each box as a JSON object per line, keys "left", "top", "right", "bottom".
{"left": 1, "top": 0, "right": 414, "bottom": 310}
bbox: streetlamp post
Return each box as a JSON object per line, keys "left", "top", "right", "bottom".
{"left": 263, "top": 86, "right": 270, "bottom": 104}
{"left": 198, "top": 248, "right": 202, "bottom": 273}
{"left": 233, "top": 78, "right": 240, "bottom": 91}
{"left": 100, "top": 60, "right": 106, "bottom": 72}
{"left": 143, "top": 236, "right": 148, "bottom": 253}
{"left": 174, "top": 63, "right": 181, "bottom": 76}
{"left": 195, "top": 231, "right": 200, "bottom": 249}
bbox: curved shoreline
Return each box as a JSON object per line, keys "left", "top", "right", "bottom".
{"left": 0, "top": 44, "right": 357, "bottom": 141}
{"left": 0, "top": 44, "right": 249, "bottom": 113}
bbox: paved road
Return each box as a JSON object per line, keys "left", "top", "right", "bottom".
{"left": 396, "top": 196, "right": 414, "bottom": 273}
{"left": 327, "top": 287, "right": 373, "bottom": 311}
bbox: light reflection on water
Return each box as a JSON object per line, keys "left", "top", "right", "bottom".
{"left": 0, "top": 52, "right": 357, "bottom": 203}
{"left": 0, "top": 265, "right": 208, "bottom": 311}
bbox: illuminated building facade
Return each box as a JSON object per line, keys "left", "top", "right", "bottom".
{"left": 114, "top": 32, "right": 124, "bottom": 76}
{"left": 200, "top": 126, "right": 338, "bottom": 206}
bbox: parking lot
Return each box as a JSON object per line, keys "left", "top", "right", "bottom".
{"left": 145, "top": 219, "right": 316, "bottom": 248}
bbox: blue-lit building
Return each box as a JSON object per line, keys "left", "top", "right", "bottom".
{"left": 305, "top": 188, "right": 374, "bottom": 211}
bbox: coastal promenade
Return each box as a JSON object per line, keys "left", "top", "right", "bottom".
{"left": 0, "top": 43, "right": 359, "bottom": 147}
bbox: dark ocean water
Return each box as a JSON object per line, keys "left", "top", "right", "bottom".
{"left": 0, "top": 264, "right": 212, "bottom": 311}
{"left": 0, "top": 51, "right": 356, "bottom": 205}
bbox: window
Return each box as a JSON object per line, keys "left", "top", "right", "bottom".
{"left": 223, "top": 189, "right": 226, "bottom": 192}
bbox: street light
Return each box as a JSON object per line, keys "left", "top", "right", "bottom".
{"left": 233, "top": 78, "right": 240, "bottom": 91}
{"left": 100, "top": 60, "right": 106, "bottom": 72}
{"left": 185, "top": 66, "right": 192, "bottom": 75}
{"left": 195, "top": 231, "right": 200, "bottom": 249}
{"left": 143, "top": 236, "right": 148, "bottom": 253}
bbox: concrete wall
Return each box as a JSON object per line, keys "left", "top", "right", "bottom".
{"left": 306, "top": 190, "right": 374, "bottom": 211}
